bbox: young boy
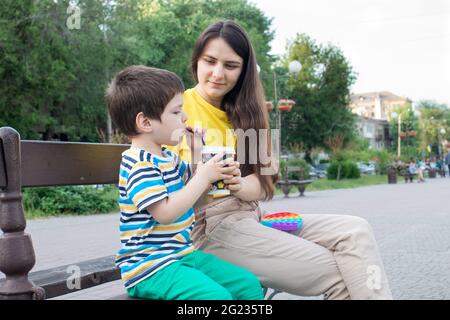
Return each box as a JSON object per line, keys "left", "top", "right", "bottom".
{"left": 106, "top": 65, "right": 264, "bottom": 300}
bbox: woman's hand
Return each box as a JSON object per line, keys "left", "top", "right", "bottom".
{"left": 230, "top": 173, "right": 266, "bottom": 201}
{"left": 223, "top": 161, "right": 242, "bottom": 193}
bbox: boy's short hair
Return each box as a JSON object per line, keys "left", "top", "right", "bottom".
{"left": 106, "top": 65, "right": 184, "bottom": 137}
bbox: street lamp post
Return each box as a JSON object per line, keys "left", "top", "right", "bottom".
{"left": 391, "top": 112, "right": 402, "bottom": 158}
{"left": 270, "top": 60, "right": 302, "bottom": 154}
{"left": 438, "top": 127, "right": 446, "bottom": 157}
{"left": 273, "top": 70, "right": 280, "bottom": 134}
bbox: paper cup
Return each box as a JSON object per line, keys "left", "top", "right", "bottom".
{"left": 201, "top": 146, "right": 235, "bottom": 197}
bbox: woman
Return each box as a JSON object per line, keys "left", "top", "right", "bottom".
{"left": 174, "top": 20, "right": 392, "bottom": 299}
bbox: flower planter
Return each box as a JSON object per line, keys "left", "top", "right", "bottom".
{"left": 278, "top": 104, "right": 292, "bottom": 112}
{"left": 400, "top": 131, "right": 407, "bottom": 139}
{"left": 387, "top": 166, "right": 397, "bottom": 184}
{"left": 278, "top": 99, "right": 295, "bottom": 112}
{"left": 409, "top": 130, "right": 416, "bottom": 137}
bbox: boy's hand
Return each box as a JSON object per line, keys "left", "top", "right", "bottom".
{"left": 196, "top": 153, "right": 234, "bottom": 184}
{"left": 223, "top": 161, "right": 242, "bottom": 193}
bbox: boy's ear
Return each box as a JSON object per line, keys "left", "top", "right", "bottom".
{"left": 135, "top": 112, "right": 153, "bottom": 134}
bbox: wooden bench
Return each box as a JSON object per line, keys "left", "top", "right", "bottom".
{"left": 0, "top": 127, "right": 281, "bottom": 300}
{"left": 437, "top": 168, "right": 446, "bottom": 177}
{"left": 403, "top": 172, "right": 417, "bottom": 183}
{"left": 396, "top": 165, "right": 417, "bottom": 183}
{"left": 0, "top": 126, "right": 128, "bottom": 300}
{"left": 276, "top": 166, "right": 313, "bottom": 198}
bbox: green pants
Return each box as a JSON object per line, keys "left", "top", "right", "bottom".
{"left": 127, "top": 250, "right": 264, "bottom": 300}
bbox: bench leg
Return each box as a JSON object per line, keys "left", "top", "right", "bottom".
{"left": 281, "top": 185, "right": 290, "bottom": 198}
{"left": 266, "top": 289, "right": 283, "bottom": 300}
{"left": 263, "top": 287, "right": 283, "bottom": 300}
{"left": 298, "top": 185, "right": 306, "bottom": 196}
{"left": 0, "top": 127, "right": 45, "bottom": 300}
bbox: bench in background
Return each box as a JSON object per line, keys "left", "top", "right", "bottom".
{"left": 277, "top": 166, "right": 313, "bottom": 198}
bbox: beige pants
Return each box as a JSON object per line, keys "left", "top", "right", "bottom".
{"left": 193, "top": 196, "right": 392, "bottom": 300}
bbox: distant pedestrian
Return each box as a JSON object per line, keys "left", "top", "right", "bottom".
{"left": 445, "top": 150, "right": 450, "bottom": 178}
{"left": 436, "top": 156, "right": 446, "bottom": 177}
{"left": 417, "top": 159, "right": 426, "bottom": 182}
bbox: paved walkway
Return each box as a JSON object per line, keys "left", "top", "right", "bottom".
{"left": 2, "top": 177, "right": 449, "bottom": 299}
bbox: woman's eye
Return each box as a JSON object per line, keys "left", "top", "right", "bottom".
{"left": 225, "top": 64, "right": 237, "bottom": 69}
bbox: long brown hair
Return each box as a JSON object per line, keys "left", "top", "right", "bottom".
{"left": 191, "top": 20, "right": 276, "bottom": 200}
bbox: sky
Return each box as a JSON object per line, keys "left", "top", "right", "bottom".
{"left": 250, "top": 0, "right": 450, "bottom": 106}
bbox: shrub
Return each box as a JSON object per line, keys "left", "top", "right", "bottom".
{"left": 372, "top": 150, "right": 391, "bottom": 175}
{"left": 327, "top": 160, "right": 360, "bottom": 180}
{"left": 343, "top": 161, "right": 361, "bottom": 179}
{"left": 23, "top": 185, "right": 118, "bottom": 217}
{"left": 327, "top": 161, "right": 339, "bottom": 179}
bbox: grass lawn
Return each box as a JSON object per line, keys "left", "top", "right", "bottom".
{"left": 275, "top": 174, "right": 388, "bottom": 195}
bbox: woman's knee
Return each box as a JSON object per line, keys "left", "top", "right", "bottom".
{"left": 341, "top": 215, "right": 378, "bottom": 247}
{"left": 342, "top": 215, "right": 373, "bottom": 233}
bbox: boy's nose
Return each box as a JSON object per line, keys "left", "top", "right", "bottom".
{"left": 181, "top": 111, "right": 188, "bottom": 123}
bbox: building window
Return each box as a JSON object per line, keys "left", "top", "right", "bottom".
{"left": 364, "top": 123, "right": 375, "bottom": 138}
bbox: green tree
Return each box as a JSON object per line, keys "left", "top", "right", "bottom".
{"left": 415, "top": 100, "right": 450, "bottom": 157}
{"left": 276, "top": 34, "right": 357, "bottom": 158}
{"left": 109, "top": 0, "right": 274, "bottom": 89}
{"left": 1, "top": 0, "right": 274, "bottom": 142}
{"left": 1, "top": 0, "right": 111, "bottom": 141}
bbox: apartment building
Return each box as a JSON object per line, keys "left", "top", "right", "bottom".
{"left": 350, "top": 91, "right": 411, "bottom": 149}
{"left": 350, "top": 91, "right": 411, "bottom": 121}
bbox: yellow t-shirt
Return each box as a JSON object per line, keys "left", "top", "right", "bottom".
{"left": 167, "top": 88, "right": 236, "bottom": 162}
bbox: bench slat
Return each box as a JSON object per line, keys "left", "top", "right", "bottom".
{"left": 0, "top": 255, "right": 121, "bottom": 299}
{"left": 19, "top": 141, "right": 129, "bottom": 187}
{"left": 286, "top": 166, "right": 302, "bottom": 171}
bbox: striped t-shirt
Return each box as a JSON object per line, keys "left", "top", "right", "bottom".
{"left": 115, "top": 146, "right": 194, "bottom": 289}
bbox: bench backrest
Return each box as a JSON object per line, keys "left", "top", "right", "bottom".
{"left": 0, "top": 140, "right": 128, "bottom": 189}
{"left": 286, "top": 166, "right": 304, "bottom": 173}
{"left": 281, "top": 165, "right": 305, "bottom": 180}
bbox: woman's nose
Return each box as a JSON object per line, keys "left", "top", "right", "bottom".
{"left": 212, "top": 64, "right": 225, "bottom": 79}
